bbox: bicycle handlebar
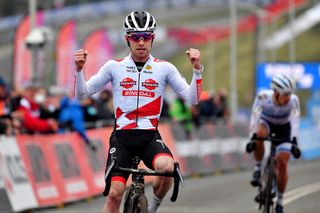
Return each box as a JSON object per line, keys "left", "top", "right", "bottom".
{"left": 250, "top": 134, "right": 294, "bottom": 143}
{"left": 103, "top": 157, "right": 184, "bottom": 202}
{"left": 246, "top": 134, "right": 301, "bottom": 158}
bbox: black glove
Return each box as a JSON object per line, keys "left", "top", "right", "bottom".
{"left": 246, "top": 134, "right": 257, "bottom": 153}
{"left": 246, "top": 141, "right": 256, "bottom": 153}
{"left": 291, "top": 137, "right": 301, "bottom": 159}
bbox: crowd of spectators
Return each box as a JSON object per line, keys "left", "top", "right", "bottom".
{"left": 168, "top": 89, "right": 229, "bottom": 139}
{"left": 0, "top": 76, "right": 114, "bottom": 150}
{"left": 0, "top": 76, "right": 228, "bottom": 140}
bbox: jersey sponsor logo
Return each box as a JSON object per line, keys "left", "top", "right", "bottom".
{"left": 120, "top": 77, "right": 136, "bottom": 89}
{"left": 126, "top": 69, "right": 137, "bottom": 73}
{"left": 126, "top": 66, "right": 136, "bottom": 73}
{"left": 145, "top": 65, "right": 152, "bottom": 70}
{"left": 109, "top": 147, "right": 116, "bottom": 154}
{"left": 143, "top": 70, "right": 153, "bottom": 74}
{"left": 142, "top": 79, "right": 158, "bottom": 90}
{"left": 122, "top": 90, "right": 155, "bottom": 98}
{"left": 156, "top": 139, "right": 165, "bottom": 148}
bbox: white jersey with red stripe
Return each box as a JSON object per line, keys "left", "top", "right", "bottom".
{"left": 75, "top": 54, "right": 203, "bottom": 130}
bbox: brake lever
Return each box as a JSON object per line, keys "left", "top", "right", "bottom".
{"left": 175, "top": 163, "right": 185, "bottom": 187}
{"left": 170, "top": 162, "right": 185, "bottom": 202}
{"left": 103, "top": 157, "right": 117, "bottom": 196}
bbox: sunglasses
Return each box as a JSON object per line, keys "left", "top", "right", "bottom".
{"left": 277, "top": 91, "right": 291, "bottom": 96}
{"left": 282, "top": 92, "right": 292, "bottom": 96}
{"left": 127, "top": 32, "right": 154, "bottom": 42}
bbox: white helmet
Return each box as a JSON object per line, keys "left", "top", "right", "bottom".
{"left": 270, "top": 75, "right": 296, "bottom": 94}
{"left": 123, "top": 10, "right": 157, "bottom": 33}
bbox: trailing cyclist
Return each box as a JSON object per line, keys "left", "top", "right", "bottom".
{"left": 247, "top": 75, "right": 301, "bottom": 213}
{"left": 74, "top": 10, "right": 203, "bottom": 213}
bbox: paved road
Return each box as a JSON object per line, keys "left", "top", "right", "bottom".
{"left": 37, "top": 159, "right": 320, "bottom": 213}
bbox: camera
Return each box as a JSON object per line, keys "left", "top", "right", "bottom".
{"left": 25, "top": 27, "right": 49, "bottom": 49}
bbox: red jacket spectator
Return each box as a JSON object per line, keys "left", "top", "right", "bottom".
{"left": 17, "top": 93, "right": 58, "bottom": 133}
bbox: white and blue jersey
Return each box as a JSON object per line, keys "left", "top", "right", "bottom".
{"left": 249, "top": 90, "right": 300, "bottom": 153}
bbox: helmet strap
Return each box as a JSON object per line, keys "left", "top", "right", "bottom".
{"left": 125, "top": 36, "right": 131, "bottom": 48}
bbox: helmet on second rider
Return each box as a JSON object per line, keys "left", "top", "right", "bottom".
{"left": 270, "top": 75, "right": 296, "bottom": 95}
{"left": 123, "top": 10, "right": 157, "bottom": 33}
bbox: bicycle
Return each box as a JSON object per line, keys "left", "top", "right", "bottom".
{"left": 103, "top": 155, "right": 184, "bottom": 213}
{"left": 246, "top": 134, "right": 301, "bottom": 213}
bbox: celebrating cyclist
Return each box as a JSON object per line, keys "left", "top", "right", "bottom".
{"left": 248, "top": 75, "right": 301, "bottom": 213}
{"left": 74, "top": 10, "right": 203, "bottom": 213}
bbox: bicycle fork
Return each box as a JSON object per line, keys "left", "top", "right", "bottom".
{"left": 124, "top": 174, "right": 145, "bottom": 211}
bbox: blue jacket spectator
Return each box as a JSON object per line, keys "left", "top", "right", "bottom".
{"left": 58, "top": 96, "right": 96, "bottom": 151}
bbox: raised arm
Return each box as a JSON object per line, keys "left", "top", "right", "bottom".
{"left": 73, "top": 49, "right": 112, "bottom": 99}
{"left": 167, "top": 48, "right": 203, "bottom": 105}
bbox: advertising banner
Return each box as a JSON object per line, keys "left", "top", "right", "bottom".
{"left": 82, "top": 29, "right": 113, "bottom": 81}
{"left": 17, "top": 133, "right": 104, "bottom": 205}
{"left": 16, "top": 128, "right": 111, "bottom": 207}
{"left": 256, "top": 63, "right": 320, "bottom": 92}
{"left": 0, "top": 136, "right": 38, "bottom": 212}
{"left": 56, "top": 20, "right": 77, "bottom": 94}
{"left": 16, "top": 134, "right": 65, "bottom": 206}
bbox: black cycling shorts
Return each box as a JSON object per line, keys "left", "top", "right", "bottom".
{"left": 105, "top": 129, "right": 173, "bottom": 181}
{"left": 262, "top": 119, "right": 291, "bottom": 144}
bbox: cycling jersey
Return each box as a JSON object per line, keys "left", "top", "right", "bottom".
{"left": 75, "top": 54, "right": 203, "bottom": 130}
{"left": 249, "top": 90, "right": 300, "bottom": 140}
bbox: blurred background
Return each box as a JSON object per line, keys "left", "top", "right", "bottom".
{"left": 0, "top": 0, "right": 320, "bottom": 212}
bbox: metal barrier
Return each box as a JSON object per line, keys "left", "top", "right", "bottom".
{"left": 0, "top": 121, "right": 317, "bottom": 211}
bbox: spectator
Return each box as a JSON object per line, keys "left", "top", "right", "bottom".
{"left": 13, "top": 85, "right": 58, "bottom": 134}
{"left": 197, "top": 89, "right": 229, "bottom": 123}
{"left": 212, "top": 88, "right": 229, "bottom": 121}
{"left": 0, "top": 77, "right": 12, "bottom": 135}
{"left": 96, "top": 90, "right": 114, "bottom": 121}
{"left": 34, "top": 87, "right": 59, "bottom": 120}
{"left": 198, "top": 90, "right": 214, "bottom": 117}
{"left": 169, "top": 96, "right": 193, "bottom": 139}
{"left": 58, "top": 96, "right": 96, "bottom": 151}
{"left": 81, "top": 97, "right": 98, "bottom": 122}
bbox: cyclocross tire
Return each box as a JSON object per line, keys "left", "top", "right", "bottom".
{"left": 123, "top": 188, "right": 133, "bottom": 213}
{"left": 132, "top": 195, "right": 148, "bottom": 213}
{"left": 263, "top": 165, "right": 274, "bottom": 213}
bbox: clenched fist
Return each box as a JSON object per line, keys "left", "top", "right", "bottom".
{"left": 74, "top": 49, "right": 88, "bottom": 72}
{"left": 186, "top": 48, "right": 201, "bottom": 70}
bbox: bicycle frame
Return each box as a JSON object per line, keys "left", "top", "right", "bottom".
{"left": 103, "top": 155, "right": 184, "bottom": 213}
{"left": 122, "top": 156, "right": 148, "bottom": 213}
{"left": 250, "top": 136, "right": 293, "bottom": 213}
{"left": 259, "top": 143, "right": 277, "bottom": 213}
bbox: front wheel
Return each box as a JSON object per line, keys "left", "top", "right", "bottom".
{"left": 133, "top": 195, "right": 148, "bottom": 213}
{"left": 262, "top": 164, "right": 275, "bottom": 213}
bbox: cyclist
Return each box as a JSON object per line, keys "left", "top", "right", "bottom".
{"left": 248, "top": 75, "right": 301, "bottom": 213}
{"left": 74, "top": 10, "right": 203, "bottom": 213}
